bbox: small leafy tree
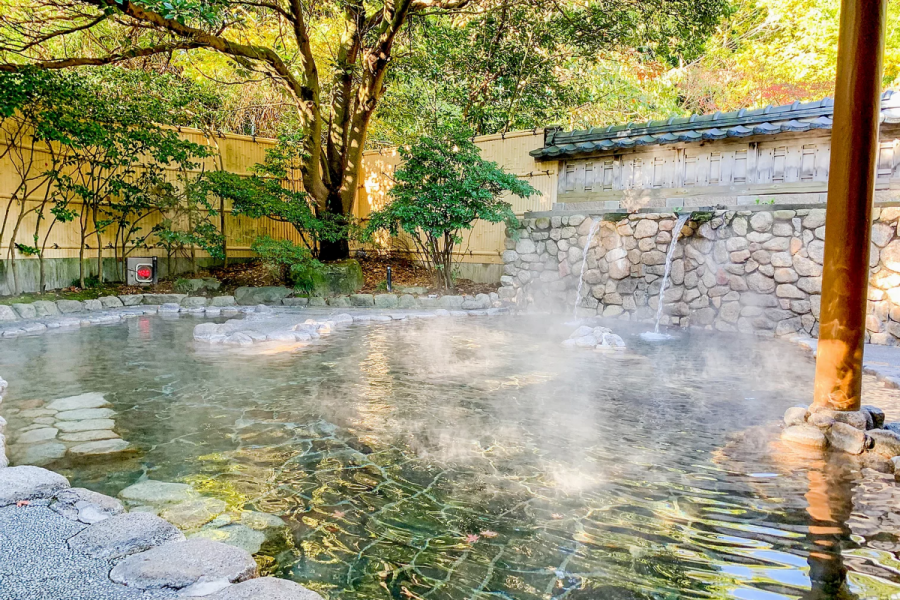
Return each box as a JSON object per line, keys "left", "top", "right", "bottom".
{"left": 204, "top": 135, "right": 348, "bottom": 258}
{"left": 366, "top": 132, "right": 537, "bottom": 289}
{"left": 151, "top": 171, "right": 225, "bottom": 277}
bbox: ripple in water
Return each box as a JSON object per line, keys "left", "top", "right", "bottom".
{"left": 1, "top": 315, "right": 899, "bottom": 599}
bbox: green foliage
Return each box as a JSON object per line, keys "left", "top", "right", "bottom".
{"left": 251, "top": 235, "right": 323, "bottom": 291}
{"left": 204, "top": 136, "right": 347, "bottom": 256}
{"left": 366, "top": 132, "right": 537, "bottom": 289}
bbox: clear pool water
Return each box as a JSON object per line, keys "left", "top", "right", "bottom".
{"left": 2, "top": 313, "right": 900, "bottom": 600}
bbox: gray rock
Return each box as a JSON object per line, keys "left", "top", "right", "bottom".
{"left": 32, "top": 300, "right": 61, "bottom": 316}
{"left": 861, "top": 453, "right": 895, "bottom": 473}
{"left": 190, "top": 524, "right": 267, "bottom": 554}
{"left": 326, "top": 296, "right": 351, "bottom": 308}
{"left": 119, "top": 294, "right": 144, "bottom": 306}
{"left": 438, "top": 295, "right": 465, "bottom": 309}
{"left": 160, "top": 497, "right": 228, "bottom": 529}
{"left": 16, "top": 427, "right": 58, "bottom": 444}
{"left": 143, "top": 294, "right": 188, "bottom": 305}
{"left": 749, "top": 212, "right": 774, "bottom": 232}
{"left": 239, "top": 510, "right": 285, "bottom": 532}
{"left": 58, "top": 429, "right": 119, "bottom": 442}
{"left": 783, "top": 406, "right": 809, "bottom": 427}
{"left": 208, "top": 578, "right": 325, "bottom": 600}
{"left": 51, "top": 487, "right": 125, "bottom": 524}
{"left": 69, "top": 512, "right": 185, "bottom": 560}
{"left": 68, "top": 438, "right": 130, "bottom": 456}
{"left": 159, "top": 302, "right": 180, "bottom": 313}
{"left": 12, "top": 303, "right": 37, "bottom": 319}
{"left": 0, "top": 465, "right": 70, "bottom": 506}
{"left": 56, "top": 300, "right": 84, "bottom": 314}
{"left": 398, "top": 294, "right": 417, "bottom": 308}
{"left": 826, "top": 422, "right": 867, "bottom": 454}
{"left": 350, "top": 294, "right": 375, "bottom": 307}
{"left": 83, "top": 299, "right": 103, "bottom": 311}
{"left": 373, "top": 294, "right": 399, "bottom": 309}
{"left": 307, "top": 297, "right": 327, "bottom": 307}
{"left": 234, "top": 286, "right": 291, "bottom": 305}
{"left": 862, "top": 405, "right": 886, "bottom": 429}
{"left": 832, "top": 410, "right": 870, "bottom": 430}
{"left": 12, "top": 442, "right": 67, "bottom": 466}
{"left": 54, "top": 407, "right": 116, "bottom": 421}
{"left": 181, "top": 296, "right": 209, "bottom": 308}
{"left": 807, "top": 412, "right": 835, "bottom": 429}
{"left": 0, "top": 305, "right": 18, "bottom": 321}
{"left": 119, "top": 480, "right": 197, "bottom": 505}
{"left": 884, "top": 422, "right": 900, "bottom": 435}
{"left": 781, "top": 425, "right": 827, "bottom": 449}
{"left": 867, "top": 429, "right": 900, "bottom": 459}
{"left": 109, "top": 538, "right": 257, "bottom": 590}
{"left": 46, "top": 392, "right": 110, "bottom": 412}
{"left": 55, "top": 419, "right": 116, "bottom": 433}
{"left": 99, "top": 295, "right": 124, "bottom": 308}
{"left": 210, "top": 295, "right": 237, "bottom": 307}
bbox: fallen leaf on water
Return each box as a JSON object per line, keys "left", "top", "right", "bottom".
{"left": 479, "top": 530, "right": 498, "bottom": 538}
{"left": 333, "top": 510, "right": 346, "bottom": 518}
{"left": 551, "top": 513, "right": 563, "bottom": 519}
{"left": 465, "top": 534, "right": 480, "bottom": 543}
{"left": 16, "top": 501, "right": 29, "bottom": 508}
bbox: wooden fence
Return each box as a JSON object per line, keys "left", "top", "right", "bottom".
{"left": 0, "top": 123, "right": 557, "bottom": 290}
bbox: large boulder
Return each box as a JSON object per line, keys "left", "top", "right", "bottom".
{"left": 142, "top": 294, "right": 187, "bottom": 305}
{"left": 68, "top": 512, "right": 184, "bottom": 559}
{"left": 310, "top": 259, "right": 364, "bottom": 296}
{"left": 234, "top": 286, "right": 292, "bottom": 305}
{"left": 174, "top": 278, "right": 222, "bottom": 294}
{"left": 826, "top": 422, "right": 867, "bottom": 454}
{"left": 867, "top": 429, "right": 900, "bottom": 459}
{"left": 109, "top": 538, "right": 258, "bottom": 590}
{"left": 0, "top": 466, "right": 70, "bottom": 506}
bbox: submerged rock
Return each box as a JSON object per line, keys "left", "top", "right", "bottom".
{"left": 68, "top": 438, "right": 130, "bottom": 456}
{"left": 46, "top": 392, "right": 110, "bottom": 412}
{"left": 781, "top": 425, "right": 827, "bottom": 449}
{"left": 54, "top": 407, "right": 116, "bottom": 421}
{"left": 68, "top": 512, "right": 184, "bottom": 560}
{"left": 110, "top": 538, "right": 257, "bottom": 590}
{"left": 160, "top": 497, "right": 228, "bottom": 530}
{"left": 191, "top": 524, "right": 266, "bottom": 554}
{"left": 55, "top": 419, "right": 115, "bottom": 433}
{"left": 119, "top": 480, "right": 196, "bottom": 505}
{"left": 13, "top": 441, "right": 67, "bottom": 466}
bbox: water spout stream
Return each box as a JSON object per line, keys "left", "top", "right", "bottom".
{"left": 573, "top": 218, "right": 602, "bottom": 319}
{"left": 652, "top": 212, "right": 692, "bottom": 334}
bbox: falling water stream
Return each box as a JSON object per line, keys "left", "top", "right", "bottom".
{"left": 572, "top": 218, "right": 602, "bottom": 319}
{"left": 647, "top": 212, "right": 691, "bottom": 337}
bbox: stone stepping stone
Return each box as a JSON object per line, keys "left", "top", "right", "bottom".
{"left": 239, "top": 510, "right": 286, "bottom": 532}
{"left": 109, "top": 538, "right": 257, "bottom": 590}
{"left": 208, "top": 577, "right": 325, "bottom": 600}
{"left": 51, "top": 487, "right": 125, "bottom": 524}
{"left": 781, "top": 425, "right": 827, "bottom": 449}
{"left": 0, "top": 465, "right": 70, "bottom": 506}
{"left": 160, "top": 498, "right": 228, "bottom": 530}
{"left": 68, "top": 512, "right": 184, "bottom": 560}
{"left": 56, "top": 419, "right": 115, "bottom": 433}
{"left": 68, "top": 438, "right": 130, "bottom": 456}
{"left": 190, "top": 524, "right": 266, "bottom": 555}
{"left": 54, "top": 407, "right": 116, "bottom": 421}
{"left": 18, "top": 408, "right": 57, "bottom": 418}
{"left": 15, "top": 427, "right": 58, "bottom": 444}
{"left": 46, "top": 392, "right": 110, "bottom": 412}
{"left": 119, "top": 480, "right": 197, "bottom": 505}
{"left": 59, "top": 429, "right": 119, "bottom": 442}
{"left": 12, "top": 442, "right": 67, "bottom": 466}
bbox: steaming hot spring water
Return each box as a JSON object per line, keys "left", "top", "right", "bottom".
{"left": 4, "top": 313, "right": 900, "bottom": 599}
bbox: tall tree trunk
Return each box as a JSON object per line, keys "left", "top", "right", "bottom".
{"left": 317, "top": 189, "right": 350, "bottom": 261}
{"left": 93, "top": 207, "right": 103, "bottom": 284}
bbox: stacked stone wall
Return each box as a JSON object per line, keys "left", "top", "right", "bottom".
{"left": 499, "top": 205, "right": 900, "bottom": 343}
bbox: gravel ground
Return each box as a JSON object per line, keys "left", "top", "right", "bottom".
{"left": 0, "top": 504, "right": 176, "bottom": 600}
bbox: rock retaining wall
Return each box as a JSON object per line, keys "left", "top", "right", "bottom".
{"left": 500, "top": 205, "right": 900, "bottom": 343}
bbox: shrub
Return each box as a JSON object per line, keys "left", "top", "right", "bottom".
{"left": 365, "top": 131, "right": 537, "bottom": 289}
{"left": 251, "top": 236, "right": 323, "bottom": 292}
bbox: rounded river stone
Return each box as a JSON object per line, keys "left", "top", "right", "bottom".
{"left": 208, "top": 578, "right": 325, "bottom": 600}
{"left": 68, "top": 512, "right": 184, "bottom": 559}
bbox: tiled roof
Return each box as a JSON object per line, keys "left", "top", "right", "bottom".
{"left": 531, "top": 90, "right": 900, "bottom": 160}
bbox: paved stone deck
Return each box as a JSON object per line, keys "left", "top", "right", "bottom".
{"left": 0, "top": 504, "right": 176, "bottom": 600}
{"left": 797, "top": 338, "right": 900, "bottom": 388}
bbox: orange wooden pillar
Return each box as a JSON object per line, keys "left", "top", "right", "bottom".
{"left": 812, "top": 0, "right": 889, "bottom": 411}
